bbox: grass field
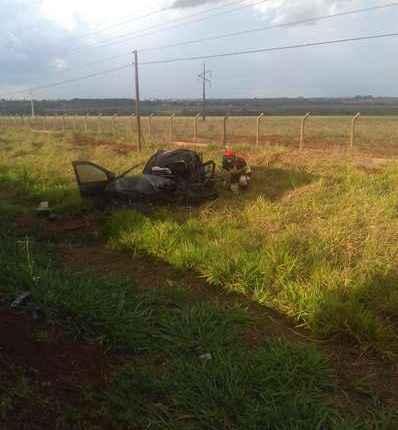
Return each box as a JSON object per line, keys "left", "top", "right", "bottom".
{"left": 1, "top": 125, "right": 398, "bottom": 428}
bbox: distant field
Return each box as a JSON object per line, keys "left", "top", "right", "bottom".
{"left": 3, "top": 115, "right": 398, "bottom": 155}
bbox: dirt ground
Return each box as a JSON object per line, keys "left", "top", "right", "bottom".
{"left": 0, "top": 306, "right": 113, "bottom": 429}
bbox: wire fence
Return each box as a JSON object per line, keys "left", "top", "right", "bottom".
{"left": 2, "top": 113, "right": 398, "bottom": 155}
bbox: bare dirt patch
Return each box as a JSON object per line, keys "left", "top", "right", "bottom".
{"left": 0, "top": 309, "right": 109, "bottom": 388}
{"left": 328, "top": 344, "right": 398, "bottom": 412}
{"left": 72, "top": 134, "right": 136, "bottom": 155}
{"left": 0, "top": 308, "right": 113, "bottom": 429}
{"left": 15, "top": 213, "right": 99, "bottom": 238}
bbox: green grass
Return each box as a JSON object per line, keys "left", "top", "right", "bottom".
{"left": 1, "top": 127, "right": 398, "bottom": 428}
{"left": 102, "top": 159, "right": 398, "bottom": 354}
{"left": 1, "top": 128, "right": 398, "bottom": 350}
{"left": 0, "top": 127, "right": 398, "bottom": 353}
{"left": 0, "top": 229, "right": 339, "bottom": 429}
{"left": 91, "top": 341, "right": 334, "bottom": 430}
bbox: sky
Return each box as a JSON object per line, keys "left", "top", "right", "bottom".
{"left": 1, "top": 0, "right": 398, "bottom": 99}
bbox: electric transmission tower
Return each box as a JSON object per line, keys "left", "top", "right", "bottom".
{"left": 198, "top": 63, "right": 212, "bottom": 121}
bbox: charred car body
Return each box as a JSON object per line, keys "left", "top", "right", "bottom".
{"left": 73, "top": 149, "right": 217, "bottom": 208}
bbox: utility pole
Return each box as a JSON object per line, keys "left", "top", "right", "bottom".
{"left": 30, "top": 91, "right": 35, "bottom": 118}
{"left": 198, "top": 63, "right": 212, "bottom": 121}
{"left": 133, "top": 50, "right": 142, "bottom": 152}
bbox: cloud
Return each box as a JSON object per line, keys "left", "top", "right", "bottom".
{"left": 1, "top": 0, "right": 397, "bottom": 99}
{"left": 170, "top": 0, "right": 224, "bottom": 9}
{"left": 255, "top": 0, "right": 339, "bottom": 24}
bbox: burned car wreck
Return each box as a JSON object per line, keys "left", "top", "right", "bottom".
{"left": 73, "top": 149, "right": 217, "bottom": 208}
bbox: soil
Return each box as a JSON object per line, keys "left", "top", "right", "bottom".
{"left": 72, "top": 134, "right": 136, "bottom": 155}
{"left": 0, "top": 307, "right": 113, "bottom": 430}
{"left": 15, "top": 213, "right": 99, "bottom": 239}
{"left": 328, "top": 343, "right": 398, "bottom": 411}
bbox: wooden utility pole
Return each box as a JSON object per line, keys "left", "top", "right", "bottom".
{"left": 198, "top": 63, "right": 212, "bottom": 121}
{"left": 133, "top": 50, "right": 142, "bottom": 151}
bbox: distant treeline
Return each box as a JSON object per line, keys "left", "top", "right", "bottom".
{"left": 3, "top": 96, "right": 398, "bottom": 116}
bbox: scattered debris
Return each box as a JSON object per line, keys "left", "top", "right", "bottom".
{"left": 36, "top": 201, "right": 50, "bottom": 215}
{"left": 199, "top": 353, "right": 212, "bottom": 361}
{"left": 48, "top": 213, "right": 59, "bottom": 222}
{"left": 10, "top": 292, "right": 32, "bottom": 308}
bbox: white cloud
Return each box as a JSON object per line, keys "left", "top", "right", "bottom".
{"left": 39, "top": 0, "right": 172, "bottom": 32}
{"left": 255, "top": 0, "right": 341, "bottom": 24}
{"left": 52, "top": 58, "right": 68, "bottom": 70}
{"left": 2, "top": 0, "right": 398, "bottom": 98}
{"left": 255, "top": 0, "right": 396, "bottom": 24}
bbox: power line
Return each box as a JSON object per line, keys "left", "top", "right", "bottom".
{"left": 3, "top": 31, "right": 398, "bottom": 98}
{"left": 90, "top": 0, "right": 248, "bottom": 41}
{"left": 6, "top": 0, "right": 249, "bottom": 52}
{"left": 3, "top": 64, "right": 130, "bottom": 98}
{"left": 57, "top": 0, "right": 248, "bottom": 48}
{"left": 139, "top": 32, "right": 398, "bottom": 65}
{"left": 141, "top": 2, "right": 398, "bottom": 53}
{"left": 10, "top": 3, "right": 170, "bottom": 41}
{"left": 69, "top": 0, "right": 270, "bottom": 54}
{"left": 53, "top": 2, "right": 398, "bottom": 75}
{"left": 67, "top": 5, "right": 171, "bottom": 45}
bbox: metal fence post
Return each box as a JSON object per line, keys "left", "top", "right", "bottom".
{"left": 299, "top": 112, "right": 311, "bottom": 151}
{"left": 112, "top": 113, "right": 117, "bottom": 136}
{"left": 131, "top": 113, "right": 136, "bottom": 136}
{"left": 256, "top": 112, "right": 264, "bottom": 146}
{"left": 223, "top": 115, "right": 229, "bottom": 147}
{"left": 97, "top": 114, "right": 102, "bottom": 136}
{"left": 194, "top": 113, "right": 200, "bottom": 142}
{"left": 169, "top": 114, "right": 175, "bottom": 143}
{"left": 350, "top": 112, "right": 360, "bottom": 150}
{"left": 148, "top": 113, "right": 154, "bottom": 138}
{"left": 84, "top": 113, "right": 89, "bottom": 133}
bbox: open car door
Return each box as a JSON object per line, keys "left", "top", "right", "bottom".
{"left": 72, "top": 161, "right": 115, "bottom": 201}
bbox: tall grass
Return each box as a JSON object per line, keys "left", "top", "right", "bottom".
{"left": 106, "top": 162, "right": 398, "bottom": 352}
